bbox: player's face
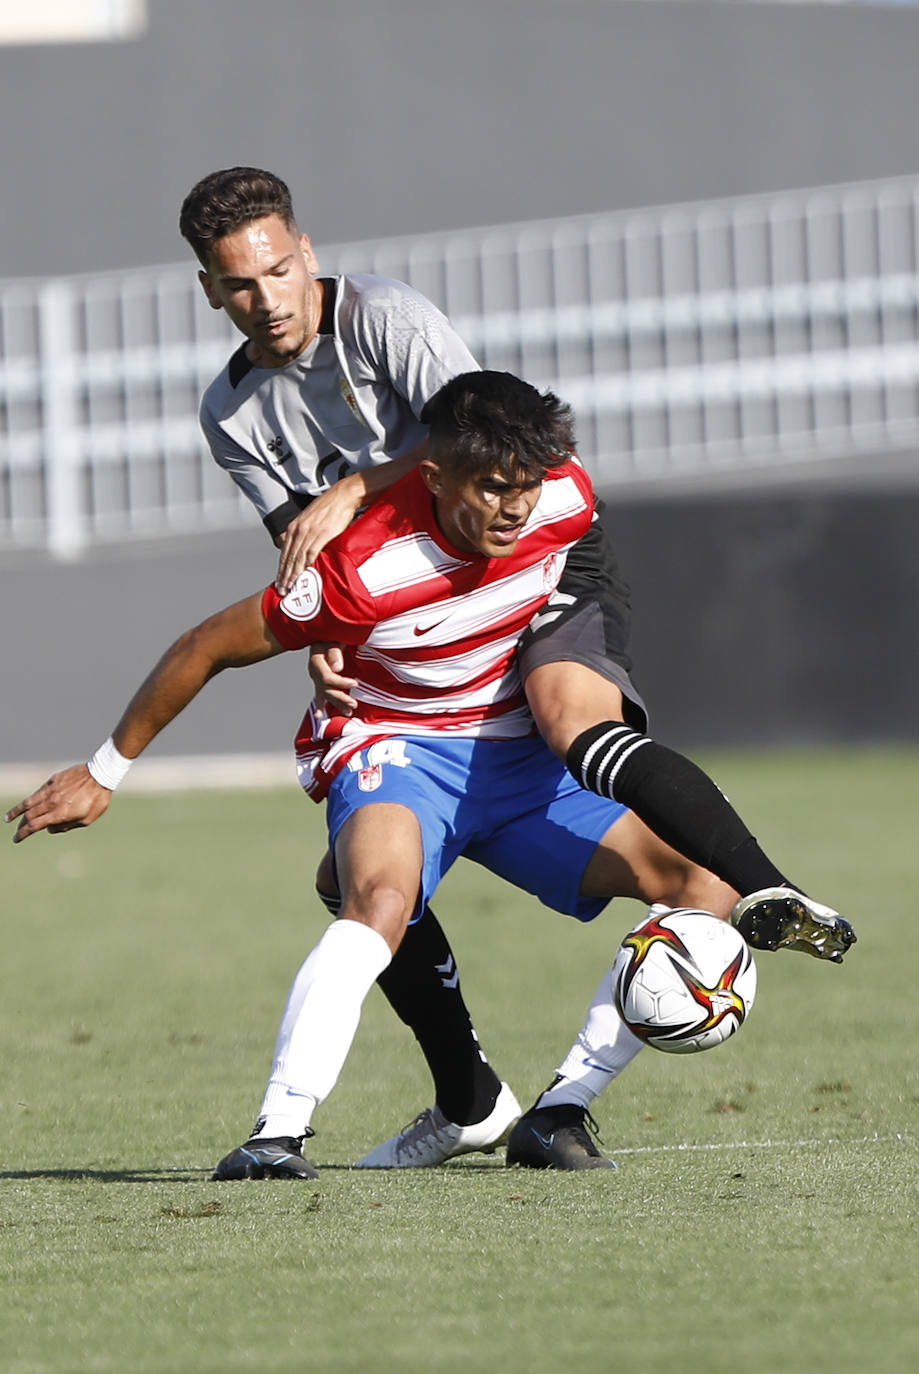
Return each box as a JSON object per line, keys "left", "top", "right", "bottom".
{"left": 426, "top": 463, "right": 543, "bottom": 558}
{"left": 199, "top": 215, "right": 322, "bottom": 367}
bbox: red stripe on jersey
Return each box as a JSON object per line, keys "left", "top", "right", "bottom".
{"left": 263, "top": 461, "right": 594, "bottom": 798}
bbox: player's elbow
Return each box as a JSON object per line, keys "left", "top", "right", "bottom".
{"left": 164, "top": 596, "right": 277, "bottom": 683}
{"left": 196, "top": 597, "right": 279, "bottom": 674}
{"left": 166, "top": 619, "right": 232, "bottom": 683}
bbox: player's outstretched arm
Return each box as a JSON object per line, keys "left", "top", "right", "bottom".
{"left": 5, "top": 592, "right": 283, "bottom": 844}
{"left": 275, "top": 440, "right": 428, "bottom": 593}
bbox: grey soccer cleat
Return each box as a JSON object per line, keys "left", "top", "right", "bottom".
{"left": 212, "top": 1132, "right": 319, "bottom": 1180}
{"left": 731, "top": 887, "right": 856, "bottom": 963}
{"left": 355, "top": 1082, "right": 521, "bottom": 1168}
{"left": 505, "top": 1103, "right": 617, "bottom": 1171}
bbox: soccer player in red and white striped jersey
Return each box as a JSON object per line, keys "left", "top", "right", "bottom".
{"left": 264, "top": 442, "right": 591, "bottom": 801}
{"left": 7, "top": 372, "right": 741, "bottom": 1177}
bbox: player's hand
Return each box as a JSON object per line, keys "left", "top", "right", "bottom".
{"left": 309, "top": 643, "right": 358, "bottom": 714}
{"left": 4, "top": 764, "right": 113, "bottom": 843}
{"left": 276, "top": 479, "right": 363, "bottom": 593}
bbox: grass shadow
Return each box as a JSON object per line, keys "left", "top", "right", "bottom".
{"left": 0, "top": 1167, "right": 212, "bottom": 1183}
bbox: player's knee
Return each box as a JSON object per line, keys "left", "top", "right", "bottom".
{"left": 528, "top": 692, "right": 611, "bottom": 758}
{"left": 531, "top": 707, "right": 574, "bottom": 759}
{"left": 525, "top": 665, "right": 625, "bottom": 759}
{"left": 338, "top": 882, "right": 414, "bottom": 952}
{"left": 663, "top": 865, "right": 737, "bottom": 920}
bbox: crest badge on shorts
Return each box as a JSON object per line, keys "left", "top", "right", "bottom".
{"left": 358, "top": 763, "right": 383, "bottom": 792}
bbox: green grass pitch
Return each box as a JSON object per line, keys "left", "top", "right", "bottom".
{"left": 1, "top": 747, "right": 917, "bottom": 1373}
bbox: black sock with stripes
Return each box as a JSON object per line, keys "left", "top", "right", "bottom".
{"left": 566, "top": 721, "right": 795, "bottom": 897}
{"left": 316, "top": 888, "right": 501, "bottom": 1126}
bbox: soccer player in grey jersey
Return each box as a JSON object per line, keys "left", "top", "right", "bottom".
{"left": 198, "top": 270, "right": 478, "bottom": 547}
{"left": 179, "top": 167, "right": 855, "bottom": 1169}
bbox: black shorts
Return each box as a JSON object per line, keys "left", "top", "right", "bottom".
{"left": 517, "top": 513, "right": 649, "bottom": 732}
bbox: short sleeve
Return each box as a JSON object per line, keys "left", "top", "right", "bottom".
{"left": 262, "top": 551, "right": 376, "bottom": 650}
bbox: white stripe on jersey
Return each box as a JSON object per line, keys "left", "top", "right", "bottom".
{"left": 356, "top": 627, "right": 524, "bottom": 689}
{"left": 364, "top": 549, "right": 571, "bottom": 651}
{"left": 357, "top": 533, "right": 468, "bottom": 596}
{"left": 515, "top": 474, "right": 589, "bottom": 540}
{"left": 353, "top": 661, "right": 522, "bottom": 714}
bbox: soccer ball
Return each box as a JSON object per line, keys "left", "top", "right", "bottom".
{"left": 612, "top": 906, "right": 757, "bottom": 1054}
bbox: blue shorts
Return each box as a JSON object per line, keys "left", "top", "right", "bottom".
{"left": 325, "top": 735, "right": 628, "bottom": 924}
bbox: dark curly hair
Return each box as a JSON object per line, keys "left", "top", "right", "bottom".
{"left": 179, "top": 167, "right": 297, "bottom": 264}
{"left": 421, "top": 371, "right": 576, "bottom": 483}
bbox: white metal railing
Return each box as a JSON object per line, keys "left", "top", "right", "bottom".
{"left": 3, "top": 174, "right": 919, "bottom": 556}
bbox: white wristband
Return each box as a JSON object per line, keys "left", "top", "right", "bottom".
{"left": 86, "top": 737, "right": 134, "bottom": 791}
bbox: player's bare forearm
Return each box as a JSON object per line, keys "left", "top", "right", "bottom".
{"left": 355, "top": 439, "right": 428, "bottom": 501}
{"left": 5, "top": 593, "right": 283, "bottom": 843}
{"left": 276, "top": 440, "right": 428, "bottom": 592}
{"left": 110, "top": 594, "right": 281, "bottom": 757}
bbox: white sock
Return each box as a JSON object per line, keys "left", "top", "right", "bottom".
{"left": 254, "top": 920, "right": 392, "bottom": 1138}
{"left": 536, "top": 964, "right": 644, "bottom": 1112}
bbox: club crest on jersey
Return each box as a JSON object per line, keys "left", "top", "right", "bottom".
{"left": 542, "top": 551, "right": 563, "bottom": 592}
{"left": 358, "top": 764, "right": 383, "bottom": 792}
{"left": 339, "top": 378, "right": 363, "bottom": 421}
{"left": 281, "top": 568, "right": 323, "bottom": 620}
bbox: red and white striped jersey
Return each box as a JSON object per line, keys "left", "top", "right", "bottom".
{"left": 263, "top": 460, "right": 594, "bottom": 798}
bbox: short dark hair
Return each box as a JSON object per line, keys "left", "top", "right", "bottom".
{"left": 421, "top": 371, "right": 576, "bottom": 483}
{"left": 179, "top": 167, "right": 297, "bottom": 265}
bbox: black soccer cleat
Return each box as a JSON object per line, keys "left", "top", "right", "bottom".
{"left": 211, "top": 1132, "right": 319, "bottom": 1181}
{"left": 505, "top": 1104, "right": 617, "bottom": 1171}
{"left": 731, "top": 887, "right": 857, "bottom": 964}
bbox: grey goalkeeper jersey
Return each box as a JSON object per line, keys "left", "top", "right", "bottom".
{"left": 199, "top": 273, "right": 479, "bottom": 538}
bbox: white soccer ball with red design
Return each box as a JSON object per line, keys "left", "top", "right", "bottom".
{"left": 613, "top": 906, "right": 757, "bottom": 1054}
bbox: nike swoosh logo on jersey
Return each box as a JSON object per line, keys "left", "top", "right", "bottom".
{"left": 413, "top": 617, "right": 449, "bottom": 636}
